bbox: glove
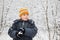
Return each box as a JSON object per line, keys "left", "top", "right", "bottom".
{"left": 17, "top": 28, "right": 25, "bottom": 38}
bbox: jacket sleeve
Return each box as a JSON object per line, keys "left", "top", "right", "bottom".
{"left": 24, "top": 21, "right": 38, "bottom": 38}
{"left": 8, "top": 22, "right": 18, "bottom": 38}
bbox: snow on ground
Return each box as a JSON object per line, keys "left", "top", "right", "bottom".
{"left": 0, "top": 27, "right": 12, "bottom": 40}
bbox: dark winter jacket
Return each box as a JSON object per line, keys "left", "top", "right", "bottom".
{"left": 8, "top": 19, "right": 38, "bottom": 40}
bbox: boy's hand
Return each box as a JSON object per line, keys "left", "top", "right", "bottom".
{"left": 18, "top": 31, "right": 23, "bottom": 34}
{"left": 17, "top": 28, "right": 25, "bottom": 38}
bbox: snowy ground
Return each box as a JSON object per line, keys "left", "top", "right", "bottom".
{"left": 0, "top": 27, "right": 12, "bottom": 40}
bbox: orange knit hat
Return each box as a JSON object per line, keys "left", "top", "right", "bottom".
{"left": 19, "top": 8, "right": 29, "bottom": 17}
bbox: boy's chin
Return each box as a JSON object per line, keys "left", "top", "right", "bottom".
{"left": 22, "top": 19, "right": 29, "bottom": 21}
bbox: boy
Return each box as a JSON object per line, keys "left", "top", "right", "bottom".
{"left": 8, "top": 8, "right": 38, "bottom": 40}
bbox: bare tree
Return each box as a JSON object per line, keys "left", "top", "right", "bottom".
{"left": 45, "top": 0, "right": 51, "bottom": 40}
{"left": 0, "top": 0, "right": 13, "bottom": 34}
{"left": 0, "top": 0, "right": 4, "bottom": 34}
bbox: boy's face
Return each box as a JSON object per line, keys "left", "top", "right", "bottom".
{"left": 21, "top": 14, "right": 29, "bottom": 21}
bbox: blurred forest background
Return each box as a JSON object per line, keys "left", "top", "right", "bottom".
{"left": 0, "top": 0, "right": 60, "bottom": 40}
